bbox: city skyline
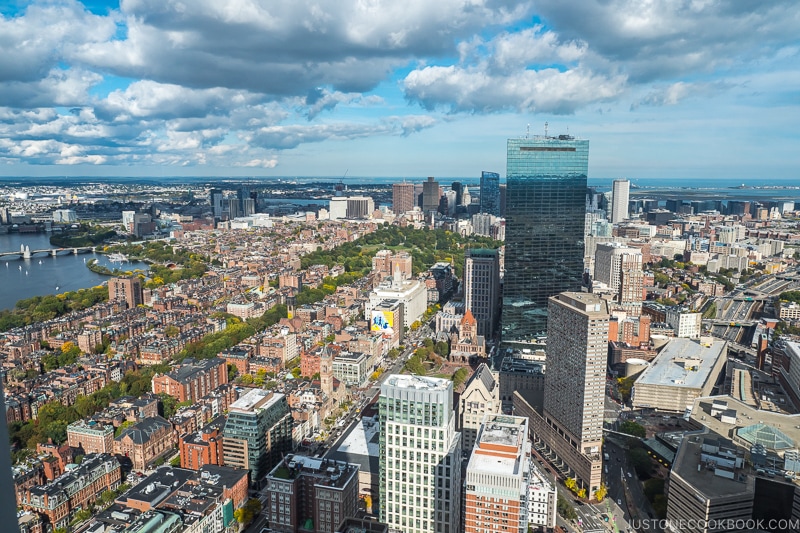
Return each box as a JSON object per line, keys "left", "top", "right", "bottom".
{"left": 0, "top": 1, "right": 798, "bottom": 180}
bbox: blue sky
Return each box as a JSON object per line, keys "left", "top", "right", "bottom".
{"left": 0, "top": 0, "right": 798, "bottom": 179}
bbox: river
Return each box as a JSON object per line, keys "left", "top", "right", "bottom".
{"left": 0, "top": 232, "right": 149, "bottom": 311}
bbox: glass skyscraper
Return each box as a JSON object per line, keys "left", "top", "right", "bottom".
{"left": 502, "top": 135, "right": 588, "bottom": 342}
{"left": 479, "top": 171, "right": 500, "bottom": 216}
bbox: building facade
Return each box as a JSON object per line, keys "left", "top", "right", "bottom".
{"left": 464, "top": 415, "right": 534, "bottom": 533}
{"left": 264, "top": 454, "right": 360, "bottom": 533}
{"left": 502, "top": 136, "right": 588, "bottom": 342}
{"left": 457, "top": 364, "right": 500, "bottom": 452}
{"left": 611, "top": 178, "right": 630, "bottom": 223}
{"left": 222, "top": 388, "right": 293, "bottom": 481}
{"left": 392, "top": 183, "right": 416, "bottom": 215}
{"left": 479, "top": 171, "right": 500, "bottom": 216}
{"left": 113, "top": 416, "right": 174, "bottom": 471}
{"left": 463, "top": 248, "right": 501, "bottom": 338}
{"left": 422, "top": 176, "right": 441, "bottom": 216}
{"left": 19, "top": 454, "right": 122, "bottom": 531}
{"left": 66, "top": 420, "right": 114, "bottom": 455}
{"left": 108, "top": 276, "right": 143, "bottom": 309}
{"left": 379, "top": 375, "right": 462, "bottom": 533}
{"left": 151, "top": 357, "right": 228, "bottom": 403}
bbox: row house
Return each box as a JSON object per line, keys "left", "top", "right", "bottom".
{"left": 19, "top": 453, "right": 122, "bottom": 531}
{"left": 250, "top": 357, "right": 283, "bottom": 376}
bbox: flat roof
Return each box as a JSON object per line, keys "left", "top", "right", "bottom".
{"left": 383, "top": 374, "right": 450, "bottom": 391}
{"left": 478, "top": 416, "right": 526, "bottom": 449}
{"left": 635, "top": 338, "right": 726, "bottom": 390}
{"left": 468, "top": 452, "right": 518, "bottom": 477}
{"left": 327, "top": 416, "right": 380, "bottom": 475}
{"left": 229, "top": 388, "right": 284, "bottom": 412}
{"left": 671, "top": 430, "right": 755, "bottom": 499}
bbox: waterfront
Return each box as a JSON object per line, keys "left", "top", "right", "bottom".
{"left": 0, "top": 232, "right": 149, "bottom": 311}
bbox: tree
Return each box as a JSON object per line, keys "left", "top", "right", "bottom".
{"left": 628, "top": 447, "right": 652, "bottom": 478}
{"left": 115, "top": 420, "right": 135, "bottom": 437}
{"left": 594, "top": 484, "right": 608, "bottom": 502}
{"left": 452, "top": 368, "right": 469, "bottom": 389}
{"left": 235, "top": 498, "right": 262, "bottom": 524}
{"left": 100, "top": 490, "right": 117, "bottom": 505}
{"left": 158, "top": 393, "right": 179, "bottom": 419}
{"left": 557, "top": 494, "right": 577, "bottom": 520}
{"left": 619, "top": 420, "right": 647, "bottom": 438}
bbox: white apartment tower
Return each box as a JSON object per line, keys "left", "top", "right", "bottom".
{"left": 379, "top": 375, "right": 462, "bottom": 533}
{"left": 611, "top": 179, "right": 630, "bottom": 223}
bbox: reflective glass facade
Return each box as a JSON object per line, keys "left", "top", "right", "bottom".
{"left": 479, "top": 171, "right": 500, "bottom": 216}
{"left": 502, "top": 136, "right": 588, "bottom": 342}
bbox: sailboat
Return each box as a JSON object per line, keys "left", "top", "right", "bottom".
{"left": 38, "top": 260, "right": 42, "bottom": 265}
{"left": 18, "top": 265, "right": 22, "bottom": 270}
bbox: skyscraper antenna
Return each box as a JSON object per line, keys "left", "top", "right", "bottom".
{"left": 544, "top": 121, "right": 549, "bottom": 137}
{"left": 526, "top": 124, "right": 530, "bottom": 139}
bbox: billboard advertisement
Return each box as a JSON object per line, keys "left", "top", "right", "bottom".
{"left": 371, "top": 309, "right": 395, "bottom": 338}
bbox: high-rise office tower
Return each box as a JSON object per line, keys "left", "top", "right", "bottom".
{"left": 210, "top": 188, "right": 224, "bottom": 219}
{"left": 392, "top": 182, "right": 415, "bottom": 215}
{"left": 610, "top": 179, "right": 630, "bottom": 223}
{"left": 464, "top": 415, "right": 533, "bottom": 533}
{"left": 451, "top": 181, "right": 463, "bottom": 207}
{"left": 227, "top": 198, "right": 240, "bottom": 220}
{"left": 543, "top": 292, "right": 608, "bottom": 491}
{"left": 464, "top": 248, "right": 501, "bottom": 338}
{"left": 479, "top": 171, "right": 500, "bottom": 216}
{"left": 502, "top": 135, "right": 588, "bottom": 342}
{"left": 379, "top": 375, "right": 461, "bottom": 533}
{"left": 422, "top": 176, "right": 441, "bottom": 216}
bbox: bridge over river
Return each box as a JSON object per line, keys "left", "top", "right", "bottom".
{"left": 0, "top": 245, "right": 96, "bottom": 260}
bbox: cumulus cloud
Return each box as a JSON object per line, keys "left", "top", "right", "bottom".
{"left": 71, "top": 0, "right": 533, "bottom": 96}
{"left": 529, "top": 0, "right": 800, "bottom": 82}
{"left": 404, "top": 26, "right": 626, "bottom": 114}
{"left": 0, "top": 1, "right": 797, "bottom": 171}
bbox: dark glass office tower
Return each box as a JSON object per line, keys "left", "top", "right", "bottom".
{"left": 502, "top": 135, "right": 588, "bottom": 342}
{"left": 480, "top": 171, "right": 500, "bottom": 216}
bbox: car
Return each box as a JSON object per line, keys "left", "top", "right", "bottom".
{"left": 627, "top": 472, "right": 632, "bottom": 478}
{"left": 617, "top": 499, "right": 622, "bottom": 506}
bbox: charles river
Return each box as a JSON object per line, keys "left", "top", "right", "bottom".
{"left": 0, "top": 232, "right": 149, "bottom": 311}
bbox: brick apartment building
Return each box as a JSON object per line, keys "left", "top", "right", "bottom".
{"left": 66, "top": 420, "right": 115, "bottom": 454}
{"left": 151, "top": 357, "right": 228, "bottom": 403}
{"left": 179, "top": 415, "right": 226, "bottom": 470}
{"left": 19, "top": 453, "right": 122, "bottom": 531}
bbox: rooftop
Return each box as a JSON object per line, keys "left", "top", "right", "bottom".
{"left": 229, "top": 388, "right": 284, "bottom": 413}
{"left": 383, "top": 374, "right": 451, "bottom": 391}
{"left": 635, "top": 337, "right": 727, "bottom": 390}
{"left": 267, "top": 454, "right": 359, "bottom": 489}
{"left": 671, "top": 430, "right": 755, "bottom": 499}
